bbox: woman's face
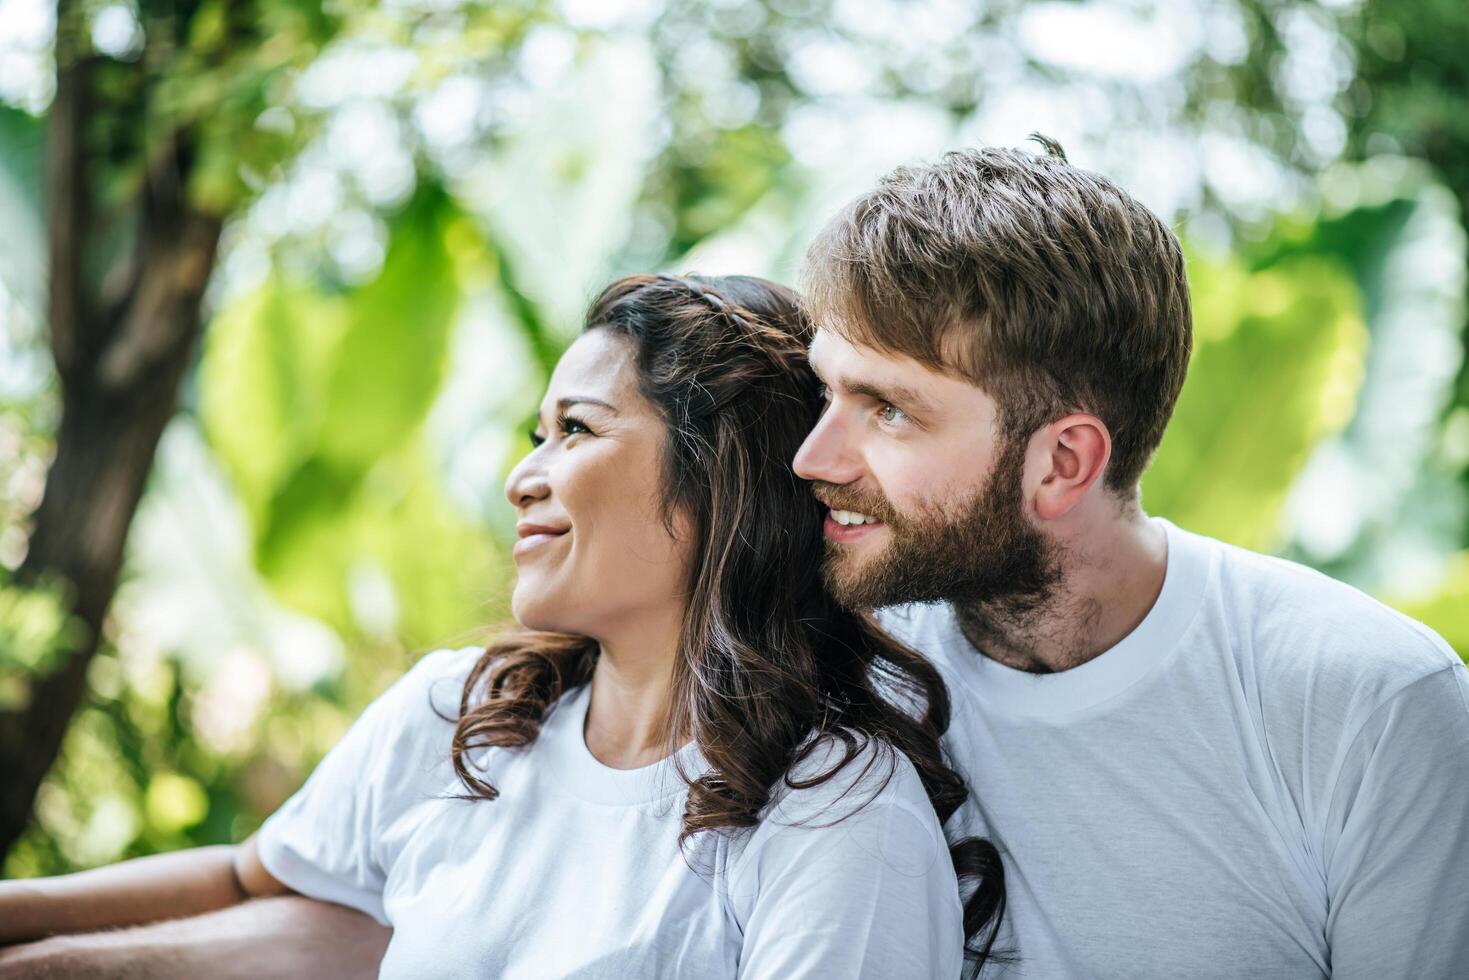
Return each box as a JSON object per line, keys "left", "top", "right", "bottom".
{"left": 504, "top": 329, "right": 692, "bottom": 637}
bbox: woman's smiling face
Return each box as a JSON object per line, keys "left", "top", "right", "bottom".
{"left": 504, "top": 329, "right": 692, "bottom": 638}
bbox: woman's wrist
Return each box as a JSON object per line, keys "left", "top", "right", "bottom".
{"left": 0, "top": 879, "right": 61, "bottom": 947}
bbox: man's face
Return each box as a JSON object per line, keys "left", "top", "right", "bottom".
{"left": 793, "top": 328, "right": 1059, "bottom": 612}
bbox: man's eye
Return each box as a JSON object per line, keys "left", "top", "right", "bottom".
{"left": 878, "top": 403, "right": 907, "bottom": 424}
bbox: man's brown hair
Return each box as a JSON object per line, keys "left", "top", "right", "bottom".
{"left": 802, "top": 136, "right": 1193, "bottom": 495}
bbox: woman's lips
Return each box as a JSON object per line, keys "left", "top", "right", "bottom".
{"left": 513, "top": 533, "right": 563, "bottom": 557}
{"left": 513, "top": 526, "right": 569, "bottom": 559}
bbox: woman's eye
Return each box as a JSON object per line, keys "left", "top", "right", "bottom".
{"left": 529, "top": 415, "right": 591, "bottom": 447}
{"left": 559, "top": 414, "right": 591, "bottom": 437}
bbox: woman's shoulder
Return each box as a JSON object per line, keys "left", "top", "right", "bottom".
{"left": 348, "top": 645, "right": 486, "bottom": 754}
{"left": 722, "top": 731, "right": 959, "bottom": 961}
{"left": 403, "top": 644, "right": 486, "bottom": 711}
{"left": 761, "top": 730, "right": 937, "bottom": 829}
{"left": 374, "top": 644, "right": 484, "bottom": 710}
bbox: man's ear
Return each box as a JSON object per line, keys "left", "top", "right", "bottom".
{"left": 1031, "top": 414, "right": 1111, "bottom": 520}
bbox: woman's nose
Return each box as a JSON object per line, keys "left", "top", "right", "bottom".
{"left": 504, "top": 453, "right": 551, "bottom": 509}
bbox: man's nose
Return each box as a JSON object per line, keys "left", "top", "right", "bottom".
{"left": 793, "top": 411, "right": 863, "bottom": 485}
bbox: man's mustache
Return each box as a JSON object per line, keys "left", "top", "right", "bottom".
{"left": 808, "top": 481, "right": 902, "bottom": 526}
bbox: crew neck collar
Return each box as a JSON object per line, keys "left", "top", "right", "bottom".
{"left": 540, "top": 684, "right": 707, "bottom": 805}
{"left": 938, "top": 517, "right": 1214, "bottom": 720}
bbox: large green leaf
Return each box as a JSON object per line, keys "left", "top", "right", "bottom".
{"left": 201, "top": 184, "right": 478, "bottom": 638}
{"left": 1144, "top": 250, "right": 1367, "bottom": 552}
{"left": 245, "top": 434, "right": 500, "bottom": 644}
{"left": 314, "top": 185, "right": 461, "bottom": 472}
{"left": 356, "top": 435, "right": 505, "bottom": 646}
{"left": 199, "top": 283, "right": 347, "bottom": 526}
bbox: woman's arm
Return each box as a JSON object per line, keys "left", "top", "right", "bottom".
{"left": 0, "top": 837, "right": 287, "bottom": 946}
{"left": 0, "top": 894, "right": 390, "bottom": 980}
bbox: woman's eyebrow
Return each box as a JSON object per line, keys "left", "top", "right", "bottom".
{"left": 556, "top": 396, "right": 618, "bottom": 414}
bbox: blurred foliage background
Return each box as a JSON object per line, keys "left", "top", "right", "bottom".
{"left": 1, "top": 0, "right": 1466, "bottom": 877}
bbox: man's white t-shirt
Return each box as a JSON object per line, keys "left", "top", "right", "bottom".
{"left": 880, "top": 517, "right": 1469, "bottom": 979}
{"left": 256, "top": 650, "right": 963, "bottom": 979}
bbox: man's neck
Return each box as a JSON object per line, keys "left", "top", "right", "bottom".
{"left": 954, "top": 513, "right": 1168, "bottom": 674}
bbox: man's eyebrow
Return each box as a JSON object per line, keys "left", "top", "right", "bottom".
{"left": 843, "top": 378, "right": 937, "bottom": 416}
{"left": 556, "top": 396, "right": 618, "bottom": 413}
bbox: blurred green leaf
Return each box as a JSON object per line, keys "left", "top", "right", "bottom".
{"left": 0, "top": 106, "right": 46, "bottom": 319}
{"left": 254, "top": 456, "right": 364, "bottom": 627}
{"left": 200, "top": 283, "right": 348, "bottom": 527}
{"left": 1145, "top": 250, "right": 1367, "bottom": 551}
{"left": 666, "top": 124, "right": 791, "bottom": 257}
{"left": 1264, "top": 175, "right": 1467, "bottom": 582}
{"left": 0, "top": 573, "right": 89, "bottom": 709}
{"left": 200, "top": 184, "right": 489, "bottom": 639}
{"left": 316, "top": 185, "right": 461, "bottom": 471}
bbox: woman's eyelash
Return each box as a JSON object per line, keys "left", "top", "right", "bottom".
{"left": 529, "top": 414, "right": 592, "bottom": 447}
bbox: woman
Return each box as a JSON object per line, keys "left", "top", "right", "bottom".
{"left": 0, "top": 274, "right": 1004, "bottom": 977}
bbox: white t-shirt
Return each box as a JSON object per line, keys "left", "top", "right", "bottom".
{"left": 879, "top": 518, "right": 1469, "bottom": 979}
{"left": 256, "top": 650, "right": 963, "bottom": 979}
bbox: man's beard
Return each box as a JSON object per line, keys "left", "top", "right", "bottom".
{"left": 813, "top": 435, "right": 1061, "bottom": 619}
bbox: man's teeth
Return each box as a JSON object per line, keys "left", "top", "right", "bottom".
{"left": 831, "top": 510, "right": 879, "bottom": 526}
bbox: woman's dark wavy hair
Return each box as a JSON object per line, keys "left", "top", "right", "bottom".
{"left": 448, "top": 273, "right": 1005, "bottom": 970}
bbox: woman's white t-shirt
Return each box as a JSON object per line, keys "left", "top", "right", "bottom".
{"left": 256, "top": 647, "right": 963, "bottom": 979}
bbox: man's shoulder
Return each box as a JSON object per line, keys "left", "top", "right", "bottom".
{"left": 1187, "top": 528, "right": 1461, "bottom": 711}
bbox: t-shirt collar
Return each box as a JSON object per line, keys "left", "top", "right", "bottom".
{"left": 540, "top": 683, "right": 708, "bottom": 805}
{"left": 937, "top": 517, "right": 1214, "bottom": 720}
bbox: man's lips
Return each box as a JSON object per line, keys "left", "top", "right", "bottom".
{"left": 822, "top": 511, "right": 885, "bottom": 543}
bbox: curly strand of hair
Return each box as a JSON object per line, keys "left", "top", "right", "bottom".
{"left": 448, "top": 631, "right": 597, "bottom": 802}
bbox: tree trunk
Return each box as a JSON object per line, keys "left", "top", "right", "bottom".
{"left": 0, "top": 28, "right": 221, "bottom": 860}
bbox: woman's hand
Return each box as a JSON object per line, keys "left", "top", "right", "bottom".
{"left": 0, "top": 836, "right": 287, "bottom": 946}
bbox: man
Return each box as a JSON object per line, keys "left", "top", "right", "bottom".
{"left": 792, "top": 138, "right": 1469, "bottom": 978}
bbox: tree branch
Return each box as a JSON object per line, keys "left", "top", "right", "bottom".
{"left": 45, "top": 0, "right": 94, "bottom": 390}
